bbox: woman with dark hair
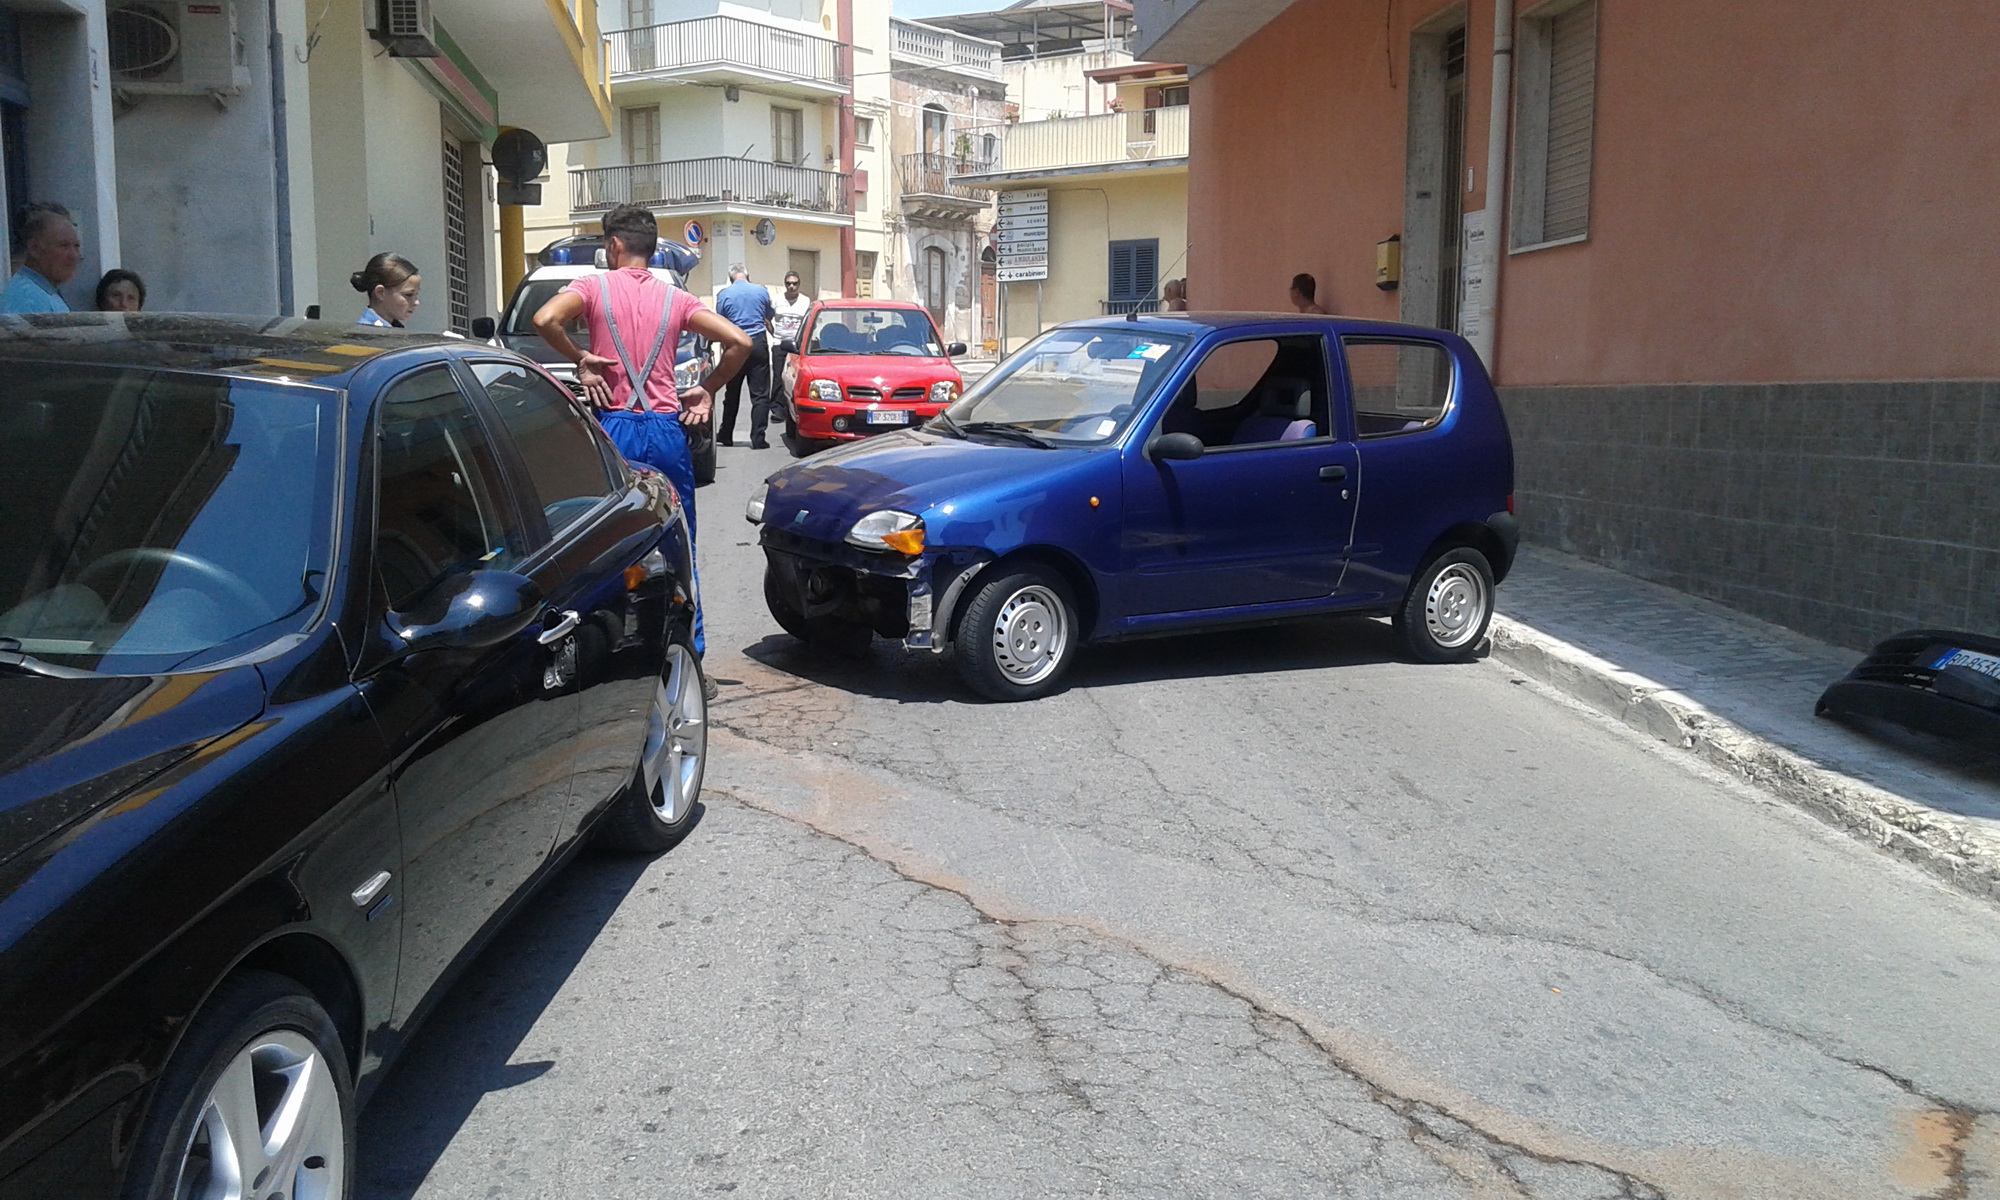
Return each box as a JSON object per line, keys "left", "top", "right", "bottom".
{"left": 352, "top": 252, "right": 421, "bottom": 327}
{"left": 95, "top": 269, "right": 146, "bottom": 313}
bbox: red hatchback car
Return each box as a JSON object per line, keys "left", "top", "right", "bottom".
{"left": 775, "top": 299, "right": 966, "bottom": 457}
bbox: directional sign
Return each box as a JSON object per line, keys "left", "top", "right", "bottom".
{"left": 995, "top": 188, "right": 1050, "bottom": 281}
{"left": 997, "top": 240, "right": 1048, "bottom": 256}
{"left": 996, "top": 225, "right": 1047, "bottom": 244}
{"left": 996, "top": 265, "right": 1048, "bottom": 282}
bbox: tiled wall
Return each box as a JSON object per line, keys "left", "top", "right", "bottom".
{"left": 1500, "top": 381, "right": 2000, "bottom": 651}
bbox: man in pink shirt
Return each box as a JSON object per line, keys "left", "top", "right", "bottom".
{"left": 533, "top": 205, "right": 750, "bottom": 665}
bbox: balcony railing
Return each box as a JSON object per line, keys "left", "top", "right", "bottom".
{"left": 899, "top": 152, "right": 995, "bottom": 202}
{"left": 572, "top": 158, "right": 853, "bottom": 216}
{"left": 1101, "top": 298, "right": 1162, "bottom": 315}
{"left": 605, "top": 16, "right": 846, "bottom": 87}
{"left": 890, "top": 19, "right": 1001, "bottom": 77}
{"left": 983, "top": 104, "right": 1190, "bottom": 175}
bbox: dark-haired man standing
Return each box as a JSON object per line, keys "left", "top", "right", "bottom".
{"left": 533, "top": 204, "right": 750, "bottom": 669}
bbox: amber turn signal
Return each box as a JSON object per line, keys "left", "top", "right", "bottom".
{"left": 880, "top": 528, "right": 926, "bottom": 555}
{"left": 624, "top": 565, "right": 647, "bottom": 591}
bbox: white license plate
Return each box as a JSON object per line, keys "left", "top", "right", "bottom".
{"left": 865, "top": 409, "right": 910, "bottom": 426}
{"left": 1932, "top": 647, "right": 2000, "bottom": 680}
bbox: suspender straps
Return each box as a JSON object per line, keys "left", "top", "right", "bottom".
{"left": 597, "top": 271, "right": 677, "bottom": 411}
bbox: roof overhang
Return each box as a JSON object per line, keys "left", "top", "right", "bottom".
{"left": 1129, "top": 0, "right": 1304, "bottom": 67}
{"left": 923, "top": 0, "right": 1133, "bottom": 58}
{"left": 435, "top": 0, "right": 613, "bottom": 145}
{"left": 1083, "top": 61, "right": 1188, "bottom": 85}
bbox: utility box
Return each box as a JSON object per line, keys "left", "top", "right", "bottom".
{"left": 1375, "top": 235, "right": 1402, "bottom": 291}
{"left": 107, "top": 1, "right": 251, "bottom": 97}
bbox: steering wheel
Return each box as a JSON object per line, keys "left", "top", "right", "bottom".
{"left": 75, "top": 547, "right": 276, "bottom": 623}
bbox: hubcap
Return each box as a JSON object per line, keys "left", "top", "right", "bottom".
{"left": 990, "top": 585, "right": 1068, "bottom": 685}
{"left": 641, "top": 643, "right": 706, "bottom": 824}
{"left": 172, "top": 1031, "right": 343, "bottom": 1200}
{"left": 1424, "top": 562, "right": 1488, "bottom": 649}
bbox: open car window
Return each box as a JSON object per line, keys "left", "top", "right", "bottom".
{"left": 806, "top": 308, "right": 944, "bottom": 356}
{"left": 1156, "top": 335, "right": 1332, "bottom": 449}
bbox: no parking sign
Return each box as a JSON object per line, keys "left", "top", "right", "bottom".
{"left": 684, "top": 220, "right": 704, "bottom": 246}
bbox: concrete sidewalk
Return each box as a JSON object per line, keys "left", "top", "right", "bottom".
{"left": 1490, "top": 545, "right": 2000, "bottom": 903}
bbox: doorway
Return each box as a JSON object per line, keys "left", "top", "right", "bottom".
{"left": 1402, "top": 13, "right": 1469, "bottom": 333}
{"left": 787, "top": 248, "right": 819, "bottom": 298}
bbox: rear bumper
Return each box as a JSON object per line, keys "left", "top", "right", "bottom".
{"left": 1816, "top": 629, "right": 2000, "bottom": 753}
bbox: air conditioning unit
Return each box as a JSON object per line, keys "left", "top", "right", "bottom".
{"left": 368, "top": 0, "right": 441, "bottom": 58}
{"left": 107, "top": 2, "right": 250, "bottom": 96}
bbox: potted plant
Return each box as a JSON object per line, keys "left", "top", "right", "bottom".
{"left": 1107, "top": 96, "right": 1125, "bottom": 113}
{"left": 1003, "top": 103, "right": 1019, "bottom": 123}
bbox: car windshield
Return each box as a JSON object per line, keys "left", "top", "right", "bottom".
{"left": 939, "top": 327, "right": 1190, "bottom": 445}
{"left": 806, "top": 308, "right": 944, "bottom": 356}
{"left": 504, "top": 278, "right": 580, "bottom": 338}
{"left": 0, "top": 364, "right": 336, "bottom": 672}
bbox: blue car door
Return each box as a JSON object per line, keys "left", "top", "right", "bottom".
{"left": 1118, "top": 333, "right": 1359, "bottom": 615}
{"left": 1335, "top": 335, "right": 1468, "bottom": 604}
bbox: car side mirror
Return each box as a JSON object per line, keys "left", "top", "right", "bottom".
{"left": 470, "top": 316, "right": 496, "bottom": 340}
{"left": 945, "top": 342, "right": 967, "bottom": 358}
{"left": 384, "top": 569, "right": 542, "bottom": 654}
{"left": 1150, "top": 431, "right": 1205, "bottom": 461}
{"left": 779, "top": 339, "right": 800, "bottom": 355}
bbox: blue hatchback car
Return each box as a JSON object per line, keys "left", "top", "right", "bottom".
{"left": 747, "top": 313, "right": 1518, "bottom": 701}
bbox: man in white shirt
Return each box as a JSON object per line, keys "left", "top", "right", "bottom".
{"left": 767, "top": 272, "right": 812, "bottom": 424}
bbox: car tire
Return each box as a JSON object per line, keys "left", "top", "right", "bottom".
{"left": 122, "top": 971, "right": 353, "bottom": 1200}
{"left": 763, "top": 567, "right": 813, "bottom": 641}
{"left": 595, "top": 635, "right": 706, "bottom": 853}
{"left": 1395, "top": 546, "right": 1495, "bottom": 663}
{"left": 953, "top": 566, "right": 1079, "bottom": 702}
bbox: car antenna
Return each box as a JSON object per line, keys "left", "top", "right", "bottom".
{"left": 1128, "top": 242, "right": 1192, "bottom": 321}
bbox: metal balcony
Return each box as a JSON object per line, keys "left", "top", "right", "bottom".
{"left": 960, "top": 105, "right": 1191, "bottom": 182}
{"left": 571, "top": 158, "right": 854, "bottom": 223}
{"left": 898, "top": 153, "right": 995, "bottom": 217}
{"left": 605, "top": 17, "right": 848, "bottom": 97}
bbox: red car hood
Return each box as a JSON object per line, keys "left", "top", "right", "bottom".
{"left": 797, "top": 354, "right": 961, "bottom": 390}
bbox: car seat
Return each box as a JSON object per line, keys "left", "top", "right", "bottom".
{"left": 1231, "top": 377, "right": 1317, "bottom": 443}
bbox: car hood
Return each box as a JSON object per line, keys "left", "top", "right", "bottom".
{"left": 795, "top": 355, "right": 960, "bottom": 389}
{"left": 762, "top": 428, "right": 1075, "bottom": 545}
{"left": 0, "top": 669, "right": 266, "bottom": 871}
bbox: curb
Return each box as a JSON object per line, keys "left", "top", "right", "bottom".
{"left": 1488, "top": 615, "right": 2000, "bottom": 905}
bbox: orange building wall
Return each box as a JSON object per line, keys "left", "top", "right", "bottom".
{"left": 1190, "top": 0, "right": 2000, "bottom": 384}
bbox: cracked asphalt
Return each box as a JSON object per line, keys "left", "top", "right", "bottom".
{"left": 358, "top": 446, "right": 2000, "bottom": 1199}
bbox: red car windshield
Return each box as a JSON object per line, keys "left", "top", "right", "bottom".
{"left": 805, "top": 309, "right": 944, "bottom": 357}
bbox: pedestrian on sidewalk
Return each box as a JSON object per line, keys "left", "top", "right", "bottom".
{"left": 713, "top": 265, "right": 775, "bottom": 448}
{"left": 767, "top": 271, "right": 810, "bottom": 424}
{"left": 531, "top": 204, "right": 750, "bottom": 669}
{"left": 352, "top": 253, "right": 421, "bottom": 327}
{"left": 1, "top": 203, "right": 80, "bottom": 314}
{"left": 95, "top": 269, "right": 146, "bottom": 313}
{"left": 1289, "top": 272, "right": 1328, "bottom": 314}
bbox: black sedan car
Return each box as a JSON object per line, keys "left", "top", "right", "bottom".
{"left": 0, "top": 315, "right": 707, "bottom": 1198}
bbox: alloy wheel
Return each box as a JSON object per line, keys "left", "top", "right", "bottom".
{"left": 641, "top": 642, "right": 706, "bottom": 825}
{"left": 171, "top": 1031, "right": 344, "bottom": 1200}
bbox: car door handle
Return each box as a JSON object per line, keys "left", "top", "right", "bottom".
{"left": 537, "top": 610, "right": 581, "bottom": 645}
{"left": 1318, "top": 465, "right": 1348, "bottom": 482}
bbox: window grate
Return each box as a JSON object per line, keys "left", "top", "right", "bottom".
{"left": 442, "top": 134, "right": 471, "bottom": 335}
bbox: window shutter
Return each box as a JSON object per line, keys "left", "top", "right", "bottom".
{"left": 1143, "top": 86, "right": 1164, "bottom": 109}
{"left": 1134, "top": 241, "right": 1158, "bottom": 300}
{"left": 1541, "top": 1, "right": 1596, "bottom": 241}
{"left": 1109, "top": 243, "right": 1135, "bottom": 300}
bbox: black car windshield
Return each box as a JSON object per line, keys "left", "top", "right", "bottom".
{"left": 0, "top": 364, "right": 336, "bottom": 672}
{"left": 806, "top": 308, "right": 944, "bottom": 356}
{"left": 504, "top": 278, "right": 581, "bottom": 339}
{"left": 940, "top": 327, "right": 1190, "bottom": 445}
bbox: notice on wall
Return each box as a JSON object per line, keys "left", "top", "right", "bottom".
{"left": 996, "top": 188, "right": 1051, "bottom": 282}
{"left": 1458, "top": 209, "right": 1489, "bottom": 340}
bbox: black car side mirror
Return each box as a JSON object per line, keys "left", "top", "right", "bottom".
{"left": 946, "top": 341, "right": 967, "bottom": 358}
{"left": 470, "top": 316, "right": 497, "bottom": 340}
{"left": 384, "top": 569, "right": 543, "bottom": 654}
{"left": 779, "top": 339, "right": 800, "bottom": 355}
{"left": 1151, "top": 432, "right": 1205, "bottom": 461}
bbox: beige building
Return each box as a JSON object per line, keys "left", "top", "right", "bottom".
{"left": 934, "top": 0, "right": 1187, "bottom": 350}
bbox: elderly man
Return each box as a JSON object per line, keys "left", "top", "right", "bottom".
{"left": 713, "top": 264, "right": 775, "bottom": 448}
{"left": 1, "top": 204, "right": 81, "bottom": 314}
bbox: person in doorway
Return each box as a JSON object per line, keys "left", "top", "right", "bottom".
{"left": 532, "top": 203, "right": 750, "bottom": 674}
{"left": 95, "top": 269, "right": 146, "bottom": 313}
{"left": 713, "top": 265, "right": 775, "bottom": 447}
{"left": 1289, "top": 273, "right": 1328, "bottom": 315}
{"left": 1, "top": 203, "right": 80, "bottom": 314}
{"left": 767, "top": 271, "right": 810, "bottom": 424}
{"left": 353, "top": 252, "right": 421, "bottom": 327}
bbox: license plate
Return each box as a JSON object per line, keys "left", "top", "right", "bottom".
{"left": 1931, "top": 647, "right": 2000, "bottom": 680}
{"left": 865, "top": 409, "right": 910, "bottom": 426}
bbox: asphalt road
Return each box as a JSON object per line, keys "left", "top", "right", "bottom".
{"left": 358, "top": 440, "right": 2000, "bottom": 1200}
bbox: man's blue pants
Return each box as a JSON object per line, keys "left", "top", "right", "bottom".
{"left": 598, "top": 410, "right": 704, "bottom": 657}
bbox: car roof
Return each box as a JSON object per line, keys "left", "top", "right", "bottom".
{"left": 0, "top": 312, "right": 464, "bottom": 384}
{"left": 1056, "top": 311, "right": 1461, "bottom": 339}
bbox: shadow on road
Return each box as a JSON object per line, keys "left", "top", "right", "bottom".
{"left": 739, "top": 613, "right": 1444, "bottom": 703}
{"left": 352, "top": 821, "right": 699, "bottom": 1199}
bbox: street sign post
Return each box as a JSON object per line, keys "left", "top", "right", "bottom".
{"left": 995, "top": 188, "right": 1050, "bottom": 282}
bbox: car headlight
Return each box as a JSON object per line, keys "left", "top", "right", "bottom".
{"left": 745, "top": 482, "right": 769, "bottom": 524}
{"left": 809, "top": 378, "right": 842, "bottom": 404}
{"left": 929, "top": 380, "right": 959, "bottom": 404}
{"left": 675, "top": 358, "right": 703, "bottom": 391}
{"left": 845, "top": 509, "right": 925, "bottom": 554}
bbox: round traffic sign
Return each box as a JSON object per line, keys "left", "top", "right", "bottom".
{"left": 684, "top": 220, "right": 704, "bottom": 246}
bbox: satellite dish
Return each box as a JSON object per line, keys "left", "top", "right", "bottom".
{"left": 491, "top": 128, "right": 548, "bottom": 186}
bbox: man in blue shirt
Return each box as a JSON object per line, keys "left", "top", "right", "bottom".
{"left": 713, "top": 265, "right": 775, "bottom": 448}
{"left": 0, "top": 203, "right": 80, "bottom": 314}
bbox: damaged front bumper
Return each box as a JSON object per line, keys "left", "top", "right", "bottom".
{"left": 760, "top": 526, "right": 989, "bottom": 652}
